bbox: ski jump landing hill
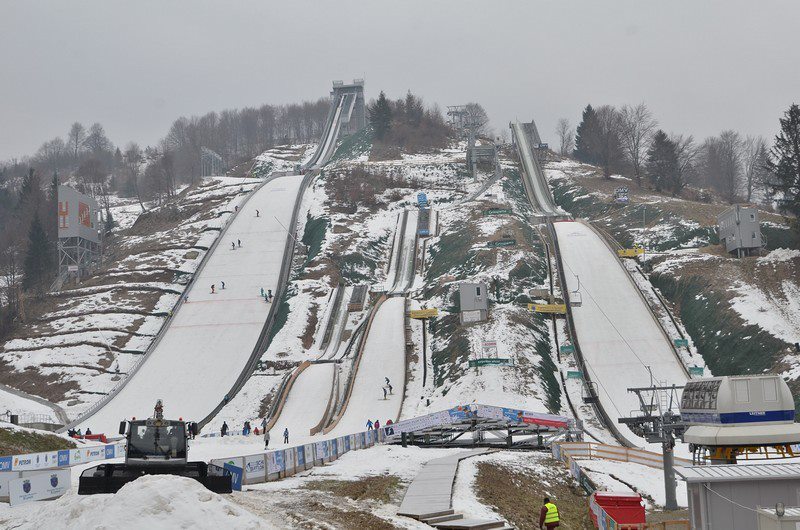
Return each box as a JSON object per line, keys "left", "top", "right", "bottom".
{"left": 66, "top": 88, "right": 353, "bottom": 435}
{"left": 512, "top": 120, "right": 688, "bottom": 447}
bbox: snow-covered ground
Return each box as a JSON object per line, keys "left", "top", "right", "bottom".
{"left": 0, "top": 475, "right": 265, "bottom": 530}
{"left": 0, "top": 386, "right": 60, "bottom": 422}
{"left": 73, "top": 174, "right": 305, "bottom": 434}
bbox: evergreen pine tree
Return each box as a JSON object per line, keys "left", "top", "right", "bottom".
{"left": 573, "top": 104, "right": 600, "bottom": 164}
{"left": 646, "top": 130, "right": 681, "bottom": 194}
{"left": 368, "top": 91, "right": 393, "bottom": 141}
{"left": 22, "top": 215, "right": 53, "bottom": 292}
{"left": 767, "top": 104, "right": 800, "bottom": 219}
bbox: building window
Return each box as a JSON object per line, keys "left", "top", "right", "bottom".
{"left": 734, "top": 379, "right": 750, "bottom": 403}
{"left": 750, "top": 213, "right": 755, "bottom": 221}
{"left": 752, "top": 232, "right": 756, "bottom": 239}
{"left": 763, "top": 378, "right": 778, "bottom": 402}
{"left": 476, "top": 286, "right": 481, "bottom": 296}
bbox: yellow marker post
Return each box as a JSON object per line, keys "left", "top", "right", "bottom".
{"left": 410, "top": 308, "right": 439, "bottom": 319}
{"left": 617, "top": 247, "right": 645, "bottom": 258}
{"left": 528, "top": 303, "right": 567, "bottom": 314}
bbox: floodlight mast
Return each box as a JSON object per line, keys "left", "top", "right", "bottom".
{"left": 618, "top": 383, "right": 685, "bottom": 511}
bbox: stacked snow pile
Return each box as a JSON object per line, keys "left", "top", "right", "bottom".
{"left": 758, "top": 248, "right": 800, "bottom": 263}
{"left": 2, "top": 475, "right": 266, "bottom": 529}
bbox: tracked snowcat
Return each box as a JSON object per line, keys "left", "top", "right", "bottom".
{"left": 78, "top": 400, "right": 232, "bottom": 494}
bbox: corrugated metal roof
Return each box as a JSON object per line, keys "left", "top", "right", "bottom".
{"left": 676, "top": 463, "right": 800, "bottom": 483}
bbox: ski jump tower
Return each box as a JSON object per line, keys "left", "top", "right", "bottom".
{"left": 331, "top": 79, "right": 366, "bottom": 137}
{"left": 56, "top": 185, "right": 102, "bottom": 286}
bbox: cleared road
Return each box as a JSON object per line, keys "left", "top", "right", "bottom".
{"left": 75, "top": 175, "right": 305, "bottom": 434}
{"left": 554, "top": 220, "right": 688, "bottom": 444}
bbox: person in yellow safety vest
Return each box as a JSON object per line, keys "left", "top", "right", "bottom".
{"left": 538, "top": 496, "right": 560, "bottom": 529}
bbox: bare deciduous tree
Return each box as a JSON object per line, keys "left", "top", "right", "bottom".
{"left": 555, "top": 118, "right": 575, "bottom": 156}
{"left": 671, "top": 134, "right": 699, "bottom": 185}
{"left": 619, "top": 103, "right": 657, "bottom": 186}
{"left": 742, "top": 135, "right": 769, "bottom": 203}
{"left": 67, "top": 122, "right": 86, "bottom": 159}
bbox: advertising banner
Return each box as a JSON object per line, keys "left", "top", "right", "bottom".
{"left": 0, "top": 457, "right": 10, "bottom": 472}
{"left": 297, "top": 446, "right": 305, "bottom": 468}
{"left": 276, "top": 450, "right": 285, "bottom": 472}
{"left": 223, "top": 463, "right": 242, "bottom": 491}
{"left": 315, "top": 442, "right": 325, "bottom": 462}
{"left": 244, "top": 455, "right": 266, "bottom": 482}
{"left": 9, "top": 469, "right": 70, "bottom": 506}
{"left": 11, "top": 451, "right": 59, "bottom": 472}
{"left": 266, "top": 453, "right": 280, "bottom": 475}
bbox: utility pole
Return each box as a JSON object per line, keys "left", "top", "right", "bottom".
{"left": 618, "top": 383, "right": 685, "bottom": 511}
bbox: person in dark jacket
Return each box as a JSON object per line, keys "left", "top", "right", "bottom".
{"left": 283, "top": 428, "right": 289, "bottom": 444}
{"left": 539, "top": 497, "right": 560, "bottom": 529}
{"left": 221, "top": 421, "right": 229, "bottom": 437}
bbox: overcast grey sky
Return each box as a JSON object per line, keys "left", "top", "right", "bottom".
{"left": 1, "top": 0, "right": 799, "bottom": 160}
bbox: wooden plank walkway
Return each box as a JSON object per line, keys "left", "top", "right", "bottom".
{"left": 397, "top": 449, "right": 510, "bottom": 528}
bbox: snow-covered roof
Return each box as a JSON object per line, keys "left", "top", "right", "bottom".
{"left": 676, "top": 463, "right": 800, "bottom": 483}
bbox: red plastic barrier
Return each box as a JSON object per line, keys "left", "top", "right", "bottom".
{"left": 81, "top": 434, "right": 109, "bottom": 443}
{"left": 590, "top": 491, "right": 645, "bottom": 528}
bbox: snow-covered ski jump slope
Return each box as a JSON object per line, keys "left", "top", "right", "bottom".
{"left": 513, "top": 118, "right": 687, "bottom": 446}
{"left": 555, "top": 220, "right": 688, "bottom": 445}
{"left": 73, "top": 174, "right": 305, "bottom": 434}
{"left": 511, "top": 121, "right": 566, "bottom": 218}
{"left": 327, "top": 296, "right": 406, "bottom": 435}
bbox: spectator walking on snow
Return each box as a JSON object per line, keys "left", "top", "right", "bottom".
{"left": 283, "top": 428, "right": 289, "bottom": 444}
{"left": 221, "top": 281, "right": 225, "bottom": 290}
{"left": 211, "top": 284, "right": 216, "bottom": 294}
{"left": 231, "top": 242, "right": 236, "bottom": 250}
{"left": 260, "top": 288, "right": 265, "bottom": 297}
{"left": 382, "top": 387, "right": 387, "bottom": 399}
{"left": 267, "top": 289, "right": 273, "bottom": 302}
{"left": 238, "top": 239, "right": 242, "bottom": 248}
{"left": 264, "top": 429, "right": 270, "bottom": 448}
{"left": 221, "top": 421, "right": 228, "bottom": 437}
{"left": 261, "top": 417, "right": 267, "bottom": 432}
{"left": 256, "top": 210, "right": 260, "bottom": 217}
{"left": 366, "top": 419, "right": 373, "bottom": 430}
{"left": 387, "top": 382, "right": 393, "bottom": 394}
{"left": 374, "top": 420, "right": 380, "bottom": 432}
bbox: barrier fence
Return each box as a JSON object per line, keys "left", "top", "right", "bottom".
{"left": 210, "top": 428, "right": 385, "bottom": 490}
{"left": 551, "top": 443, "right": 690, "bottom": 529}
{"left": 0, "top": 442, "right": 126, "bottom": 503}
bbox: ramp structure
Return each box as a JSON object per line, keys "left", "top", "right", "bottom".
{"left": 64, "top": 82, "right": 359, "bottom": 436}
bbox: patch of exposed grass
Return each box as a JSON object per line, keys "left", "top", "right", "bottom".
{"left": 474, "top": 457, "right": 591, "bottom": 530}
{"left": 304, "top": 475, "right": 401, "bottom": 503}
{"left": 0, "top": 428, "right": 76, "bottom": 457}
